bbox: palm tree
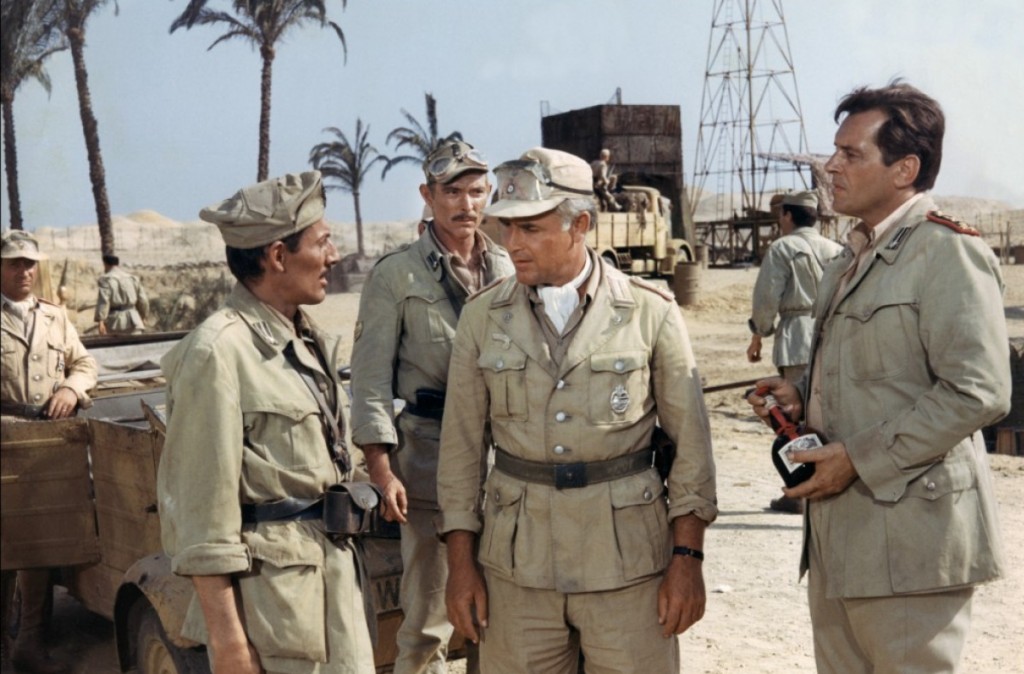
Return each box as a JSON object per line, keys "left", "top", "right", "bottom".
{"left": 1, "top": 0, "right": 66, "bottom": 230}
{"left": 309, "top": 118, "right": 387, "bottom": 258}
{"left": 382, "top": 92, "right": 462, "bottom": 178}
{"left": 56, "top": 0, "right": 117, "bottom": 255}
{"left": 171, "top": 0, "right": 348, "bottom": 182}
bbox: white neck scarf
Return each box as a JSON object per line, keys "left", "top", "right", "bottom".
{"left": 538, "top": 254, "right": 592, "bottom": 334}
{"left": 1, "top": 293, "right": 36, "bottom": 337}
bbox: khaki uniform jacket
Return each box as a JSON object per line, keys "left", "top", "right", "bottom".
{"left": 95, "top": 267, "right": 148, "bottom": 333}
{"left": 749, "top": 228, "right": 842, "bottom": 367}
{"left": 801, "top": 195, "right": 1009, "bottom": 598}
{"left": 350, "top": 229, "right": 512, "bottom": 506}
{"left": 158, "top": 284, "right": 363, "bottom": 670}
{"left": 1, "top": 298, "right": 97, "bottom": 408}
{"left": 437, "top": 254, "right": 717, "bottom": 593}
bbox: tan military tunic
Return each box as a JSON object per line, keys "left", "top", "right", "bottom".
{"left": 438, "top": 252, "right": 717, "bottom": 593}
{"left": 350, "top": 227, "right": 512, "bottom": 506}
{"left": 800, "top": 194, "right": 1009, "bottom": 597}
{"left": 749, "top": 228, "right": 842, "bottom": 368}
{"left": 158, "top": 283, "right": 374, "bottom": 673}
{"left": 95, "top": 267, "right": 149, "bottom": 333}
{"left": 1, "top": 296, "right": 96, "bottom": 409}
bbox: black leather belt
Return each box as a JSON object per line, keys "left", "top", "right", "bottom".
{"left": 494, "top": 448, "right": 654, "bottom": 489}
{"left": 0, "top": 402, "right": 47, "bottom": 419}
{"left": 404, "top": 403, "right": 444, "bottom": 420}
{"left": 241, "top": 497, "right": 323, "bottom": 524}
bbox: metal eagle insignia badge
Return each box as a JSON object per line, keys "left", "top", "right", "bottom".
{"left": 610, "top": 384, "right": 630, "bottom": 414}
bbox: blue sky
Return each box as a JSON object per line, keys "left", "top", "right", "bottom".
{"left": 3, "top": 0, "right": 1022, "bottom": 232}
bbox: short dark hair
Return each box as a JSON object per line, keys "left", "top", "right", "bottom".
{"left": 783, "top": 204, "right": 817, "bottom": 228}
{"left": 834, "top": 80, "right": 944, "bottom": 191}
{"left": 102, "top": 254, "right": 119, "bottom": 266}
{"left": 225, "top": 228, "right": 305, "bottom": 283}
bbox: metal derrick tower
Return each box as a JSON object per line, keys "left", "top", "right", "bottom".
{"left": 690, "top": 0, "right": 811, "bottom": 223}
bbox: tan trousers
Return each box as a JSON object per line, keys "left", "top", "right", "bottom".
{"left": 395, "top": 508, "right": 477, "bottom": 674}
{"left": 481, "top": 571, "right": 678, "bottom": 674}
{"left": 808, "top": 516, "right": 973, "bottom": 674}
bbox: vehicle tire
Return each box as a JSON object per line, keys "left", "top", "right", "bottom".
{"left": 136, "top": 604, "right": 209, "bottom": 674}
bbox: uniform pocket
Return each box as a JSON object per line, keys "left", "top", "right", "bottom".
{"left": 588, "top": 350, "right": 649, "bottom": 424}
{"left": 478, "top": 347, "right": 528, "bottom": 421}
{"left": 238, "top": 536, "right": 326, "bottom": 661}
{"left": 479, "top": 472, "right": 526, "bottom": 578}
{"left": 404, "top": 288, "right": 454, "bottom": 344}
{"left": 611, "top": 470, "right": 669, "bottom": 581}
{"left": 840, "top": 300, "right": 915, "bottom": 381}
{"left": 241, "top": 393, "right": 326, "bottom": 470}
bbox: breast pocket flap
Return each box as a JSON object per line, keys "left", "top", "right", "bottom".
{"left": 478, "top": 348, "right": 527, "bottom": 373}
{"left": 590, "top": 350, "right": 646, "bottom": 374}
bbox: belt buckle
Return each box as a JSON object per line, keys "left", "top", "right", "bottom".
{"left": 553, "top": 462, "right": 588, "bottom": 489}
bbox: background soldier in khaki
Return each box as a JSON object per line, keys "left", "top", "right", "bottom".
{"left": 1, "top": 230, "right": 97, "bottom": 673}
{"left": 157, "top": 172, "right": 375, "bottom": 674}
{"left": 749, "top": 82, "right": 1009, "bottom": 673}
{"left": 350, "top": 140, "right": 512, "bottom": 674}
{"left": 437, "top": 148, "right": 717, "bottom": 674}
{"left": 590, "top": 148, "right": 619, "bottom": 212}
{"left": 746, "top": 190, "right": 841, "bottom": 514}
{"left": 95, "top": 254, "right": 149, "bottom": 335}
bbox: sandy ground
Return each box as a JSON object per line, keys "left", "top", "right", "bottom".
{"left": 6, "top": 265, "right": 1021, "bottom": 674}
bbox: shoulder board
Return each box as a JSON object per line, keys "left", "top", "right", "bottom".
{"left": 488, "top": 276, "right": 519, "bottom": 308}
{"left": 628, "top": 275, "right": 674, "bottom": 302}
{"left": 373, "top": 242, "right": 413, "bottom": 268}
{"left": 466, "top": 275, "right": 508, "bottom": 303}
{"left": 926, "top": 210, "right": 980, "bottom": 237}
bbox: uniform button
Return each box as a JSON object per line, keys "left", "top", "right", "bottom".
{"left": 556, "top": 380, "right": 566, "bottom": 390}
{"left": 553, "top": 445, "right": 565, "bottom": 455}
{"left": 612, "top": 315, "right": 623, "bottom": 324}
{"left": 33, "top": 393, "right": 43, "bottom": 401}
{"left": 925, "top": 481, "right": 936, "bottom": 491}
{"left": 318, "top": 381, "right": 327, "bottom": 391}
{"left": 31, "top": 354, "right": 41, "bottom": 361}
{"left": 32, "top": 374, "right": 42, "bottom": 382}
{"left": 493, "top": 490, "right": 502, "bottom": 505}
{"left": 496, "top": 359, "right": 505, "bottom": 370}
{"left": 643, "top": 488, "right": 653, "bottom": 501}
{"left": 555, "top": 411, "right": 567, "bottom": 422}
{"left": 614, "top": 360, "right": 625, "bottom": 372}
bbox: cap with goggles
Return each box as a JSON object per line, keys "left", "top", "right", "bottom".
{"left": 423, "top": 140, "right": 488, "bottom": 184}
{"left": 485, "top": 147, "right": 594, "bottom": 219}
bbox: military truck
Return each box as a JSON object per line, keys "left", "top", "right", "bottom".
{"left": 0, "top": 332, "right": 463, "bottom": 673}
{"left": 587, "top": 184, "right": 692, "bottom": 276}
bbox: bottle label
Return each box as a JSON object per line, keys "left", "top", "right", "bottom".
{"left": 776, "top": 433, "right": 824, "bottom": 474}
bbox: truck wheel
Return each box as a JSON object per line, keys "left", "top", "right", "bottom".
{"left": 137, "top": 605, "right": 208, "bottom": 674}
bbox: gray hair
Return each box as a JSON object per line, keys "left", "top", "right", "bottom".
{"left": 556, "top": 197, "right": 597, "bottom": 231}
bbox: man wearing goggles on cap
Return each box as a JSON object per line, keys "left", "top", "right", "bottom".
{"left": 350, "top": 139, "right": 512, "bottom": 674}
{"left": 437, "top": 147, "right": 717, "bottom": 673}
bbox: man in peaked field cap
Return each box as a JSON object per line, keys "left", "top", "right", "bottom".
{"left": 436, "top": 147, "right": 717, "bottom": 673}
{"left": 2, "top": 229, "right": 98, "bottom": 673}
{"left": 156, "top": 171, "right": 377, "bottom": 674}
{"left": 746, "top": 189, "right": 842, "bottom": 514}
{"left": 748, "top": 81, "right": 1009, "bottom": 673}
{"left": 350, "top": 139, "right": 512, "bottom": 674}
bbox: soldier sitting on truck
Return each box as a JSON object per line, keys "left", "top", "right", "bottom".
{"left": 1, "top": 229, "right": 98, "bottom": 674}
{"left": 591, "top": 148, "right": 621, "bottom": 212}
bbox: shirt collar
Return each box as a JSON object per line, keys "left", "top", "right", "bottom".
{"left": 846, "top": 192, "right": 925, "bottom": 256}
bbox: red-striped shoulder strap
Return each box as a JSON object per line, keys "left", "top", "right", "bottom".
{"left": 926, "top": 210, "right": 980, "bottom": 236}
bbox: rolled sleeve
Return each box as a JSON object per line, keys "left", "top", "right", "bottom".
{"left": 158, "top": 342, "right": 249, "bottom": 577}
{"left": 656, "top": 304, "right": 718, "bottom": 524}
{"left": 350, "top": 268, "right": 402, "bottom": 448}
{"left": 436, "top": 310, "right": 489, "bottom": 537}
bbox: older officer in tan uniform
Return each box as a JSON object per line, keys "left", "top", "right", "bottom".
{"left": 747, "top": 190, "right": 841, "bottom": 514}
{"left": 1, "top": 230, "right": 97, "bottom": 673}
{"left": 350, "top": 140, "right": 512, "bottom": 674}
{"left": 157, "top": 172, "right": 375, "bottom": 674}
{"left": 437, "top": 148, "right": 717, "bottom": 674}
{"left": 750, "top": 82, "right": 1009, "bottom": 674}
{"left": 94, "top": 254, "right": 149, "bottom": 335}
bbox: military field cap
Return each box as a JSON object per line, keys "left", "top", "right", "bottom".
{"left": 0, "top": 230, "right": 48, "bottom": 261}
{"left": 485, "top": 147, "right": 594, "bottom": 219}
{"left": 782, "top": 190, "right": 818, "bottom": 210}
{"left": 423, "top": 140, "right": 488, "bottom": 184}
{"left": 200, "top": 171, "right": 326, "bottom": 249}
